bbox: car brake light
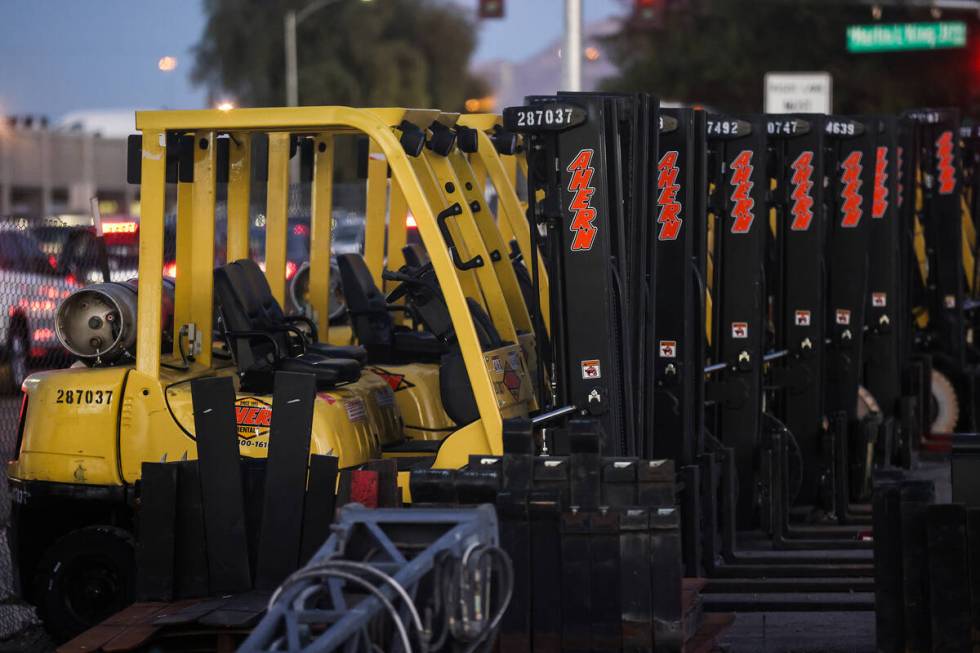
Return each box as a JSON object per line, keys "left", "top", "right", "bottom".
{"left": 406, "top": 214, "right": 417, "bottom": 229}
{"left": 286, "top": 261, "right": 298, "bottom": 280}
{"left": 163, "top": 261, "right": 177, "bottom": 278}
{"left": 103, "top": 221, "right": 138, "bottom": 234}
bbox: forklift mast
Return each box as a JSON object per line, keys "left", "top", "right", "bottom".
{"left": 906, "top": 109, "right": 966, "bottom": 369}
{"left": 704, "top": 113, "right": 768, "bottom": 525}
{"left": 863, "top": 116, "right": 904, "bottom": 423}
{"left": 505, "top": 92, "right": 659, "bottom": 456}
{"left": 766, "top": 114, "right": 828, "bottom": 508}
{"left": 823, "top": 116, "right": 877, "bottom": 420}
{"left": 653, "top": 108, "right": 706, "bottom": 466}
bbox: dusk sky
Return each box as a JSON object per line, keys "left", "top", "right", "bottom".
{"left": 0, "top": 0, "right": 624, "bottom": 119}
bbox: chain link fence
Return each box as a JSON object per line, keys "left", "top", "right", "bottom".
{"left": 0, "top": 182, "right": 368, "bottom": 449}
{"left": 0, "top": 182, "right": 366, "bottom": 646}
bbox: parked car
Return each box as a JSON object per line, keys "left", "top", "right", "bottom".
{"left": 0, "top": 229, "right": 78, "bottom": 392}
{"left": 32, "top": 215, "right": 145, "bottom": 283}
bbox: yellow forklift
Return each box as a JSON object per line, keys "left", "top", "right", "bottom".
{"left": 9, "top": 106, "right": 535, "bottom": 636}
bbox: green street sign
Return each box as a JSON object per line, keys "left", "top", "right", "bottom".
{"left": 846, "top": 21, "right": 967, "bottom": 53}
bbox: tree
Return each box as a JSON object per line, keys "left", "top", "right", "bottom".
{"left": 601, "top": 2, "right": 980, "bottom": 115}
{"left": 192, "top": 0, "right": 487, "bottom": 111}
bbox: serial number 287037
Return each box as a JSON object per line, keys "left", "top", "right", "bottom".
{"left": 55, "top": 389, "right": 113, "bottom": 405}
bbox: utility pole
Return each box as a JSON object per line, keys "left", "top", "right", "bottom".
{"left": 562, "top": 0, "right": 583, "bottom": 92}
{"left": 285, "top": 0, "right": 372, "bottom": 106}
{"left": 285, "top": 10, "right": 299, "bottom": 107}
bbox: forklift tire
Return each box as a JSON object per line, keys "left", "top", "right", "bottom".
{"left": 929, "top": 369, "right": 960, "bottom": 434}
{"left": 32, "top": 526, "right": 135, "bottom": 642}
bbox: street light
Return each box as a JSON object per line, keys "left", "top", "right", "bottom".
{"left": 157, "top": 56, "right": 178, "bottom": 72}
{"left": 285, "top": 0, "right": 372, "bottom": 107}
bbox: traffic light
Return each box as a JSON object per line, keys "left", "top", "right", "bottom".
{"left": 478, "top": 0, "right": 504, "bottom": 19}
{"left": 633, "top": 0, "right": 662, "bottom": 28}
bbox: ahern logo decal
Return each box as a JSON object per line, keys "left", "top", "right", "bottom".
{"left": 936, "top": 131, "right": 956, "bottom": 195}
{"left": 873, "top": 146, "right": 888, "bottom": 219}
{"left": 789, "top": 151, "right": 815, "bottom": 231}
{"left": 730, "top": 150, "right": 755, "bottom": 234}
{"left": 567, "top": 148, "right": 598, "bottom": 251}
{"left": 657, "top": 150, "right": 683, "bottom": 241}
{"left": 235, "top": 396, "right": 272, "bottom": 440}
{"left": 896, "top": 146, "right": 904, "bottom": 208}
{"left": 840, "top": 151, "right": 863, "bottom": 228}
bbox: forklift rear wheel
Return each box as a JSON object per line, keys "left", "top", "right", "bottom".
{"left": 929, "top": 369, "right": 959, "bottom": 434}
{"left": 32, "top": 526, "right": 135, "bottom": 642}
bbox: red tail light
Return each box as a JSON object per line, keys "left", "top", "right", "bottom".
{"left": 102, "top": 221, "right": 138, "bottom": 234}
{"left": 406, "top": 214, "right": 417, "bottom": 229}
{"left": 163, "top": 261, "right": 177, "bottom": 279}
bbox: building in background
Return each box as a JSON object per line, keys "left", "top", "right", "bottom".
{"left": 0, "top": 111, "right": 136, "bottom": 221}
{"left": 472, "top": 19, "right": 618, "bottom": 110}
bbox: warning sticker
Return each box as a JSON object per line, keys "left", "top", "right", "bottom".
{"left": 872, "top": 292, "right": 887, "bottom": 308}
{"left": 836, "top": 309, "right": 851, "bottom": 325}
{"left": 503, "top": 370, "right": 522, "bottom": 400}
{"left": 659, "top": 340, "right": 677, "bottom": 358}
{"left": 369, "top": 367, "right": 414, "bottom": 392}
{"left": 731, "top": 322, "right": 748, "bottom": 339}
{"left": 343, "top": 398, "right": 366, "bottom": 423}
{"left": 491, "top": 356, "right": 504, "bottom": 373}
{"left": 375, "top": 387, "right": 395, "bottom": 409}
{"left": 235, "top": 396, "right": 272, "bottom": 441}
{"left": 794, "top": 310, "right": 811, "bottom": 326}
{"left": 581, "top": 359, "right": 601, "bottom": 379}
{"left": 944, "top": 294, "right": 956, "bottom": 308}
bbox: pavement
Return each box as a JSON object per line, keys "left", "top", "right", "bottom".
{"left": 719, "top": 611, "right": 875, "bottom": 653}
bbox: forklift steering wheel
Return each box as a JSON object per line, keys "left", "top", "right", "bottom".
{"left": 383, "top": 262, "right": 434, "bottom": 303}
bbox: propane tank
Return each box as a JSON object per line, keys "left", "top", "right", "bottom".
{"left": 288, "top": 261, "right": 348, "bottom": 323}
{"left": 55, "top": 279, "right": 175, "bottom": 365}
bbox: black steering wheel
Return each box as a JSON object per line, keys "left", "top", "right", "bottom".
{"left": 383, "top": 262, "right": 435, "bottom": 303}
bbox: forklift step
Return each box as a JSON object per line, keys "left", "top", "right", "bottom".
{"left": 724, "top": 545, "right": 873, "bottom": 566}
{"left": 702, "top": 577, "right": 875, "bottom": 594}
{"left": 707, "top": 562, "right": 873, "bottom": 578}
{"left": 702, "top": 592, "right": 875, "bottom": 612}
{"left": 381, "top": 438, "right": 444, "bottom": 453}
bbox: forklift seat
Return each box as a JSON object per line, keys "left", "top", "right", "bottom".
{"left": 214, "top": 261, "right": 361, "bottom": 392}
{"left": 232, "top": 259, "right": 367, "bottom": 364}
{"left": 336, "top": 254, "right": 445, "bottom": 364}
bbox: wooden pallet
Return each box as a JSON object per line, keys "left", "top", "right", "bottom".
{"left": 57, "top": 593, "right": 269, "bottom": 653}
